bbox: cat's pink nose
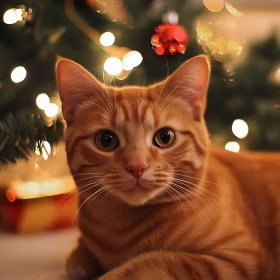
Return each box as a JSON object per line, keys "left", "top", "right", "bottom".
{"left": 126, "top": 164, "right": 149, "bottom": 179}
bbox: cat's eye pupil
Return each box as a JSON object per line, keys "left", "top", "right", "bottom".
{"left": 160, "top": 130, "right": 171, "bottom": 144}
{"left": 101, "top": 132, "right": 113, "bottom": 147}
{"left": 153, "top": 128, "right": 175, "bottom": 148}
{"left": 94, "top": 130, "right": 118, "bottom": 151}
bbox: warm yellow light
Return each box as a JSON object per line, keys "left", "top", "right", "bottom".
{"left": 224, "top": 3, "right": 243, "bottom": 17}
{"left": 3, "top": 9, "right": 18, "bottom": 24}
{"left": 11, "top": 177, "right": 76, "bottom": 199}
{"left": 122, "top": 51, "right": 143, "bottom": 71}
{"left": 15, "top": 8, "right": 23, "bottom": 22}
{"left": 44, "top": 103, "right": 59, "bottom": 118}
{"left": 42, "top": 141, "right": 51, "bottom": 160}
{"left": 36, "top": 93, "right": 50, "bottom": 110}
{"left": 11, "top": 66, "right": 27, "bottom": 83}
{"left": 225, "top": 141, "right": 240, "bottom": 153}
{"left": 24, "top": 182, "right": 41, "bottom": 197}
{"left": 232, "top": 119, "right": 249, "bottom": 139}
{"left": 275, "top": 67, "right": 280, "bottom": 83}
{"left": 104, "top": 57, "right": 123, "bottom": 76}
{"left": 203, "top": 0, "right": 224, "bottom": 12}
{"left": 100, "top": 32, "right": 115, "bottom": 47}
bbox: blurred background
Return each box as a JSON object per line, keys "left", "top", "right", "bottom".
{"left": 0, "top": 1, "right": 279, "bottom": 279}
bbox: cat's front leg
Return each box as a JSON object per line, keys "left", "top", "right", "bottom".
{"left": 99, "top": 251, "right": 255, "bottom": 280}
{"left": 66, "top": 237, "right": 103, "bottom": 280}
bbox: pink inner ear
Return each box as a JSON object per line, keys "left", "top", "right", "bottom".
{"left": 56, "top": 59, "right": 104, "bottom": 124}
{"left": 56, "top": 59, "right": 96, "bottom": 104}
{"left": 163, "top": 55, "right": 210, "bottom": 112}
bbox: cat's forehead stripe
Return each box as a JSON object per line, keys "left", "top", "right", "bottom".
{"left": 112, "top": 92, "right": 156, "bottom": 129}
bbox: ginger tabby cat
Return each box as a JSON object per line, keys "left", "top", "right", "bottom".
{"left": 56, "top": 56, "right": 280, "bottom": 280}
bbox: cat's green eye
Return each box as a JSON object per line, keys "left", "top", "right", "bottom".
{"left": 153, "top": 128, "right": 176, "bottom": 148}
{"left": 94, "top": 130, "right": 119, "bottom": 151}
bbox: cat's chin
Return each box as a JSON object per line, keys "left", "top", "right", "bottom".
{"left": 115, "top": 186, "right": 165, "bottom": 206}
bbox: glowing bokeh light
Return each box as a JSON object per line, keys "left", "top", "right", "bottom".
{"left": 11, "top": 66, "right": 27, "bottom": 83}
{"left": 44, "top": 103, "right": 59, "bottom": 118}
{"left": 232, "top": 119, "right": 249, "bottom": 139}
{"left": 36, "top": 93, "right": 50, "bottom": 110}
{"left": 122, "top": 51, "right": 143, "bottom": 71}
{"left": 24, "top": 182, "right": 41, "bottom": 196}
{"left": 3, "top": 9, "right": 18, "bottom": 24}
{"left": 203, "top": 0, "right": 224, "bottom": 12}
{"left": 104, "top": 57, "right": 123, "bottom": 76}
{"left": 6, "top": 188, "right": 16, "bottom": 202}
{"left": 225, "top": 141, "right": 240, "bottom": 153}
{"left": 42, "top": 141, "right": 51, "bottom": 160}
{"left": 100, "top": 32, "right": 115, "bottom": 47}
{"left": 15, "top": 8, "right": 23, "bottom": 21}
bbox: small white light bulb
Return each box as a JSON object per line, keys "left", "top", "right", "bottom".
{"left": 104, "top": 57, "right": 123, "bottom": 76}
{"left": 122, "top": 51, "right": 143, "bottom": 71}
{"left": 36, "top": 93, "right": 50, "bottom": 110}
{"left": 15, "top": 8, "right": 23, "bottom": 21}
{"left": 11, "top": 66, "right": 27, "bottom": 83}
{"left": 3, "top": 9, "right": 18, "bottom": 24}
{"left": 100, "top": 32, "right": 115, "bottom": 47}
{"left": 42, "top": 141, "right": 51, "bottom": 160}
{"left": 45, "top": 103, "right": 59, "bottom": 118}
{"left": 225, "top": 141, "right": 240, "bottom": 153}
{"left": 232, "top": 119, "right": 249, "bottom": 139}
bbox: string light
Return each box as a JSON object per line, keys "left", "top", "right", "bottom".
{"left": 203, "top": 0, "right": 224, "bottom": 12}
{"left": 36, "top": 93, "right": 50, "bottom": 110}
{"left": 104, "top": 57, "right": 123, "bottom": 76}
{"left": 122, "top": 51, "right": 143, "bottom": 71}
{"left": 225, "top": 141, "right": 240, "bottom": 153}
{"left": 100, "top": 32, "right": 115, "bottom": 47}
{"left": 3, "top": 9, "right": 18, "bottom": 24}
{"left": 11, "top": 66, "right": 27, "bottom": 83}
{"left": 42, "top": 141, "right": 51, "bottom": 160}
{"left": 232, "top": 119, "right": 249, "bottom": 139}
{"left": 44, "top": 103, "right": 59, "bottom": 118}
{"left": 15, "top": 8, "right": 23, "bottom": 21}
{"left": 3, "top": 8, "right": 23, "bottom": 24}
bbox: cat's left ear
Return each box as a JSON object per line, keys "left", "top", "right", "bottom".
{"left": 162, "top": 55, "right": 210, "bottom": 120}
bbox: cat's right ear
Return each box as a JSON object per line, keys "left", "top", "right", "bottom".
{"left": 56, "top": 59, "right": 103, "bottom": 125}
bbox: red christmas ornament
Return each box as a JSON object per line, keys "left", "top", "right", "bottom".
{"left": 151, "top": 23, "right": 188, "bottom": 56}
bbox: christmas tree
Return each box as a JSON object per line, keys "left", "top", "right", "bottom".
{"left": 0, "top": 0, "right": 279, "bottom": 165}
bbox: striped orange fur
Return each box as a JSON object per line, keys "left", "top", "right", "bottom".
{"left": 56, "top": 56, "right": 280, "bottom": 280}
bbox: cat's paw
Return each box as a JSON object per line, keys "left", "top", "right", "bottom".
{"left": 67, "top": 265, "right": 92, "bottom": 280}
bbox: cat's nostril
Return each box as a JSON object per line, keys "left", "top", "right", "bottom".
{"left": 126, "top": 164, "right": 149, "bottom": 179}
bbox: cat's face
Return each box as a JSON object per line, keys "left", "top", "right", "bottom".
{"left": 56, "top": 56, "right": 210, "bottom": 206}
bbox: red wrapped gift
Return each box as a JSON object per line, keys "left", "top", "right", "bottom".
{"left": 0, "top": 177, "right": 78, "bottom": 233}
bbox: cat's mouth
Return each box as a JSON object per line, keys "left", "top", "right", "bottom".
{"left": 123, "top": 184, "right": 150, "bottom": 193}
{"left": 117, "top": 181, "right": 167, "bottom": 205}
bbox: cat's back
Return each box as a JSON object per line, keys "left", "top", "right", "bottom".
{"left": 208, "top": 145, "right": 280, "bottom": 199}
{"left": 208, "top": 146, "right": 280, "bottom": 277}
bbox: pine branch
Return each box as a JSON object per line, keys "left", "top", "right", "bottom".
{"left": 0, "top": 112, "right": 64, "bottom": 166}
